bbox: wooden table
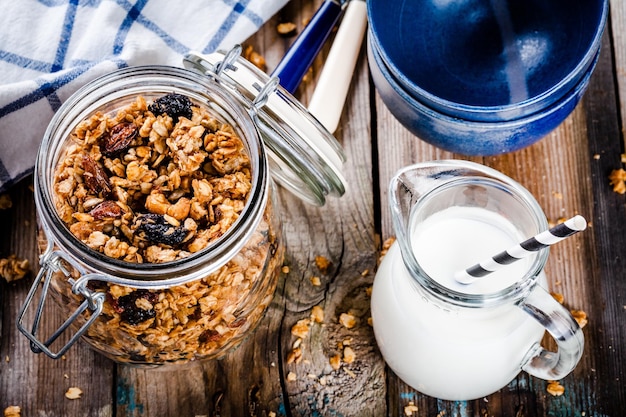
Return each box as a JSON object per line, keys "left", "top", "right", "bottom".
{"left": 2, "top": 1, "right": 625, "bottom": 415}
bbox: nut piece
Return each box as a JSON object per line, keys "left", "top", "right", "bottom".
{"left": 65, "top": 386, "right": 83, "bottom": 400}
{"left": 571, "top": 309, "right": 588, "bottom": 328}
{"left": 343, "top": 346, "right": 355, "bottom": 364}
{"left": 404, "top": 402, "right": 419, "bottom": 416}
{"left": 379, "top": 237, "right": 396, "bottom": 264}
{"left": 277, "top": 22, "right": 297, "bottom": 37}
{"left": 551, "top": 292, "right": 564, "bottom": 304}
{"left": 546, "top": 381, "right": 565, "bottom": 396}
{"left": 291, "top": 319, "right": 311, "bottom": 339}
{"left": 310, "top": 305, "right": 324, "bottom": 323}
{"left": 0, "top": 255, "right": 30, "bottom": 283}
{"left": 329, "top": 354, "right": 341, "bottom": 370}
{"left": 315, "top": 255, "right": 331, "bottom": 273}
{"left": 287, "top": 371, "right": 297, "bottom": 382}
{"left": 339, "top": 312, "right": 357, "bottom": 329}
{"left": 4, "top": 406, "right": 21, "bottom": 417}
{"left": 287, "top": 347, "right": 303, "bottom": 364}
{"left": 609, "top": 168, "right": 626, "bottom": 194}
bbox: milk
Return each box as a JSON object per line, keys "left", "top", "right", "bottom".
{"left": 410, "top": 206, "right": 531, "bottom": 294}
{"left": 371, "top": 206, "right": 546, "bottom": 400}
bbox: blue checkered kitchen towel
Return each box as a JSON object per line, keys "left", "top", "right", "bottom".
{"left": 0, "top": 0, "right": 289, "bottom": 193}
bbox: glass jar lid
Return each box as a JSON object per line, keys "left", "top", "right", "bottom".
{"left": 183, "top": 46, "right": 347, "bottom": 206}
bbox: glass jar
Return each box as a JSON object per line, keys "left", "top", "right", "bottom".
{"left": 17, "top": 47, "right": 345, "bottom": 366}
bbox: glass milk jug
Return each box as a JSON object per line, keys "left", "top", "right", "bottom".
{"left": 371, "top": 160, "right": 584, "bottom": 401}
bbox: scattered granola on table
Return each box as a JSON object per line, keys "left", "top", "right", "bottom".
{"left": 47, "top": 93, "right": 283, "bottom": 364}
{"left": 0, "top": 193, "right": 12, "bottom": 210}
{"left": 65, "top": 387, "right": 83, "bottom": 400}
{"left": 315, "top": 255, "right": 331, "bottom": 274}
{"left": 339, "top": 312, "right": 357, "bottom": 329}
{"left": 243, "top": 44, "right": 266, "bottom": 71}
{"left": 609, "top": 167, "right": 626, "bottom": 194}
{"left": 3, "top": 406, "right": 21, "bottom": 417}
{"left": 546, "top": 380, "right": 565, "bottom": 396}
{"left": 277, "top": 22, "right": 297, "bottom": 37}
{"left": 0, "top": 255, "right": 30, "bottom": 283}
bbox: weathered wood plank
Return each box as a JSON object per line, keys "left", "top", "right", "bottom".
{"left": 581, "top": 18, "right": 626, "bottom": 414}
{"left": 116, "top": 1, "right": 385, "bottom": 416}
{"left": 373, "top": 18, "right": 617, "bottom": 417}
{"left": 0, "top": 180, "right": 115, "bottom": 417}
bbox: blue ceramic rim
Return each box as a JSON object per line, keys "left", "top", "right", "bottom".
{"left": 370, "top": 35, "right": 601, "bottom": 122}
{"left": 367, "top": 0, "right": 608, "bottom": 121}
{"left": 368, "top": 33, "right": 595, "bottom": 130}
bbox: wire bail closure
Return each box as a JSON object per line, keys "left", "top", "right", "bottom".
{"left": 252, "top": 77, "right": 280, "bottom": 111}
{"left": 184, "top": 45, "right": 280, "bottom": 116}
{"left": 214, "top": 44, "right": 242, "bottom": 77}
{"left": 16, "top": 247, "right": 105, "bottom": 359}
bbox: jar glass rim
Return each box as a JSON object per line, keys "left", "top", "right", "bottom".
{"left": 35, "top": 65, "right": 269, "bottom": 286}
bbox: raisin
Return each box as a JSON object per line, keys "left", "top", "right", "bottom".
{"left": 82, "top": 155, "right": 112, "bottom": 196}
{"left": 199, "top": 329, "right": 221, "bottom": 344}
{"left": 101, "top": 122, "right": 137, "bottom": 156}
{"left": 117, "top": 289, "right": 158, "bottom": 325}
{"left": 128, "top": 352, "right": 147, "bottom": 362}
{"left": 136, "top": 213, "right": 188, "bottom": 246}
{"left": 230, "top": 317, "right": 247, "bottom": 328}
{"left": 90, "top": 200, "right": 124, "bottom": 220}
{"left": 148, "top": 93, "right": 193, "bottom": 122}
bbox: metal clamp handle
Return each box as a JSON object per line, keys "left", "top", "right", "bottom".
{"left": 17, "top": 252, "right": 105, "bottom": 359}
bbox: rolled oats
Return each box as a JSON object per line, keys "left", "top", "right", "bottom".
{"left": 47, "top": 93, "right": 283, "bottom": 364}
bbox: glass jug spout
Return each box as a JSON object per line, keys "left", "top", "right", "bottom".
{"left": 389, "top": 161, "right": 468, "bottom": 250}
{"left": 389, "top": 160, "right": 516, "bottom": 261}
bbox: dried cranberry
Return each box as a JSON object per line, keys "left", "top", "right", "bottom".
{"left": 148, "top": 93, "right": 193, "bottom": 122}
{"left": 117, "top": 289, "right": 157, "bottom": 325}
{"left": 199, "top": 329, "right": 221, "bottom": 344}
{"left": 136, "top": 213, "right": 188, "bottom": 246}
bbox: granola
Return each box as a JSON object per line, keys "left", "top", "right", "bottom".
{"left": 47, "top": 93, "right": 284, "bottom": 364}
{"left": 0, "top": 255, "right": 30, "bottom": 283}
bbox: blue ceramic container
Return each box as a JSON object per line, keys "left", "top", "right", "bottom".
{"left": 368, "top": 0, "right": 608, "bottom": 122}
{"left": 368, "top": 35, "right": 597, "bottom": 155}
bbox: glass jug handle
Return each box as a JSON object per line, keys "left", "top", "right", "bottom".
{"left": 518, "top": 285, "right": 584, "bottom": 380}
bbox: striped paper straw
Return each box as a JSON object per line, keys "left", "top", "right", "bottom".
{"left": 454, "top": 215, "right": 587, "bottom": 284}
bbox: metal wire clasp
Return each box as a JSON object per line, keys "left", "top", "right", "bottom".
{"left": 16, "top": 250, "right": 105, "bottom": 359}
{"left": 252, "top": 77, "right": 280, "bottom": 112}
